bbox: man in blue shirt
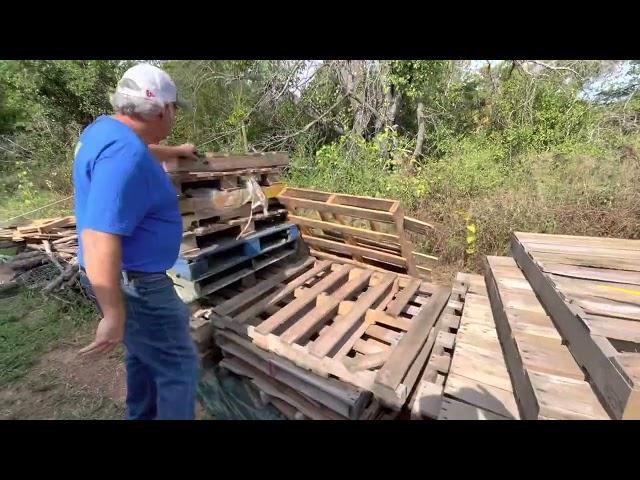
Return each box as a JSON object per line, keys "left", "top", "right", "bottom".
{"left": 74, "top": 63, "right": 200, "bottom": 420}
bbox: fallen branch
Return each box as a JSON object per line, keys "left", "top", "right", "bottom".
{"left": 43, "top": 240, "right": 64, "bottom": 273}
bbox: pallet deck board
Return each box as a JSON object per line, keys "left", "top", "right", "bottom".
{"left": 432, "top": 273, "right": 520, "bottom": 420}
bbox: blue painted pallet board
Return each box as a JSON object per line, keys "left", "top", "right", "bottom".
{"left": 170, "top": 242, "right": 298, "bottom": 303}
{"left": 170, "top": 223, "right": 299, "bottom": 281}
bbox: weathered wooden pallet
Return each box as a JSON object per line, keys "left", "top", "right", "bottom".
{"left": 485, "top": 255, "right": 610, "bottom": 420}
{"left": 179, "top": 184, "right": 285, "bottom": 217}
{"left": 215, "top": 329, "right": 373, "bottom": 420}
{"left": 170, "top": 241, "right": 300, "bottom": 303}
{"left": 237, "top": 259, "right": 450, "bottom": 410}
{"left": 172, "top": 222, "right": 299, "bottom": 280}
{"left": 180, "top": 208, "right": 289, "bottom": 254}
{"left": 433, "top": 273, "right": 520, "bottom": 420}
{"left": 170, "top": 168, "right": 283, "bottom": 195}
{"left": 409, "top": 290, "right": 462, "bottom": 419}
{"left": 278, "top": 187, "right": 437, "bottom": 280}
{"left": 511, "top": 231, "right": 640, "bottom": 419}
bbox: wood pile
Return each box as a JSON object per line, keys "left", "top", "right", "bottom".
{"left": 0, "top": 216, "right": 79, "bottom": 293}
{"left": 165, "top": 152, "right": 301, "bottom": 306}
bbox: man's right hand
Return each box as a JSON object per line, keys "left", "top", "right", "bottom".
{"left": 79, "top": 314, "right": 125, "bottom": 356}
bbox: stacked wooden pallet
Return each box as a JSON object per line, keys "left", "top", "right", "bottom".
{"left": 165, "top": 152, "right": 301, "bottom": 304}
{"left": 278, "top": 187, "right": 437, "bottom": 280}
{"left": 200, "top": 253, "right": 455, "bottom": 419}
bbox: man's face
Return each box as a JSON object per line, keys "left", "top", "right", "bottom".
{"left": 151, "top": 102, "right": 177, "bottom": 143}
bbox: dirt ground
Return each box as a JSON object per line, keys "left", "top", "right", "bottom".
{"left": 0, "top": 341, "right": 210, "bottom": 420}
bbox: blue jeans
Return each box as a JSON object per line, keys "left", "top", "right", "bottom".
{"left": 80, "top": 271, "right": 200, "bottom": 420}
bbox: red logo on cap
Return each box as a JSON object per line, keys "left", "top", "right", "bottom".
{"left": 146, "top": 89, "right": 155, "bottom": 98}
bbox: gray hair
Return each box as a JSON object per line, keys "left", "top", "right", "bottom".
{"left": 109, "top": 78, "right": 164, "bottom": 119}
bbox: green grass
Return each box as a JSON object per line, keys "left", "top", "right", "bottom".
{"left": 0, "top": 189, "right": 74, "bottom": 224}
{"left": 0, "top": 287, "right": 98, "bottom": 386}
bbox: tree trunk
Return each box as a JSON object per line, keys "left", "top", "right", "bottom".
{"left": 411, "top": 102, "right": 426, "bottom": 165}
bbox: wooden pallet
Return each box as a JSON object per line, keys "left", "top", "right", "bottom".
{"left": 179, "top": 184, "right": 285, "bottom": 218}
{"left": 434, "top": 273, "right": 520, "bottom": 420}
{"left": 215, "top": 329, "right": 374, "bottom": 420}
{"left": 409, "top": 289, "right": 462, "bottom": 419}
{"left": 278, "top": 187, "right": 437, "bottom": 280}
{"left": 485, "top": 256, "right": 610, "bottom": 420}
{"left": 180, "top": 209, "right": 290, "bottom": 255}
{"left": 173, "top": 223, "right": 299, "bottom": 280}
{"left": 241, "top": 259, "right": 450, "bottom": 409}
{"left": 170, "top": 241, "right": 300, "bottom": 303}
{"left": 171, "top": 169, "right": 284, "bottom": 195}
{"left": 511, "top": 231, "right": 640, "bottom": 419}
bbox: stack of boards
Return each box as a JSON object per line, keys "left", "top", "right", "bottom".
{"left": 165, "top": 152, "right": 301, "bottom": 304}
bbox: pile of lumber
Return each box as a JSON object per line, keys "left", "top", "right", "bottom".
{"left": 0, "top": 216, "right": 79, "bottom": 293}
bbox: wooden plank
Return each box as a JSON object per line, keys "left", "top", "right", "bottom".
{"left": 220, "top": 357, "right": 344, "bottom": 420}
{"left": 278, "top": 196, "right": 395, "bottom": 223}
{"left": 217, "top": 335, "right": 363, "bottom": 418}
{"left": 330, "top": 193, "right": 397, "bottom": 212}
{"left": 279, "top": 269, "right": 373, "bottom": 344}
{"left": 254, "top": 264, "right": 352, "bottom": 335}
{"left": 310, "top": 249, "right": 416, "bottom": 280}
{"left": 281, "top": 187, "right": 396, "bottom": 212}
{"left": 370, "top": 311, "right": 412, "bottom": 331}
{"left": 214, "top": 257, "right": 314, "bottom": 316}
{"left": 413, "top": 252, "right": 439, "bottom": 264}
{"left": 233, "top": 260, "right": 333, "bottom": 324}
{"left": 411, "top": 381, "right": 444, "bottom": 419}
{"left": 584, "top": 314, "right": 640, "bottom": 342}
{"left": 308, "top": 274, "right": 397, "bottom": 358}
{"left": 375, "top": 287, "right": 450, "bottom": 390}
{"left": 343, "top": 351, "right": 390, "bottom": 372}
{"left": 386, "top": 279, "right": 421, "bottom": 317}
{"left": 532, "top": 251, "right": 640, "bottom": 272}
{"left": 438, "top": 397, "right": 511, "bottom": 420}
{"left": 353, "top": 338, "right": 390, "bottom": 355}
{"left": 217, "top": 330, "right": 367, "bottom": 410}
{"left": 540, "top": 262, "right": 640, "bottom": 285}
{"left": 392, "top": 203, "right": 418, "bottom": 277}
{"left": 404, "top": 216, "right": 435, "bottom": 235}
{"left": 444, "top": 373, "right": 520, "bottom": 419}
{"left": 288, "top": 215, "right": 400, "bottom": 244}
{"left": 365, "top": 324, "right": 403, "bottom": 345}
{"left": 165, "top": 152, "right": 289, "bottom": 173}
{"left": 514, "top": 231, "right": 640, "bottom": 249}
{"left": 303, "top": 235, "right": 407, "bottom": 267}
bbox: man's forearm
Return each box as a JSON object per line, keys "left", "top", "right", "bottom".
{"left": 149, "top": 144, "right": 195, "bottom": 163}
{"left": 81, "top": 229, "right": 126, "bottom": 322}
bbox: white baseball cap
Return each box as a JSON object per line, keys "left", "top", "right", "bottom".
{"left": 115, "top": 63, "right": 190, "bottom": 110}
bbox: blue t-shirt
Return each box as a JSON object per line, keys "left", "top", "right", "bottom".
{"left": 73, "top": 115, "right": 182, "bottom": 272}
